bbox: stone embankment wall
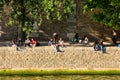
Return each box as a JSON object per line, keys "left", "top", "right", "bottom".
{"left": 0, "top": 45, "right": 120, "bottom": 70}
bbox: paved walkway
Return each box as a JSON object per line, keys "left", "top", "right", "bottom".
{"left": 0, "top": 42, "right": 120, "bottom": 70}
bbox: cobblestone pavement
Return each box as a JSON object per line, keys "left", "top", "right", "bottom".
{"left": 0, "top": 43, "right": 120, "bottom": 70}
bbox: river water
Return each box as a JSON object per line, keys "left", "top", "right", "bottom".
{"left": 0, "top": 75, "right": 120, "bottom": 80}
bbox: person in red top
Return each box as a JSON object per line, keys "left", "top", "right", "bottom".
{"left": 30, "top": 38, "right": 36, "bottom": 47}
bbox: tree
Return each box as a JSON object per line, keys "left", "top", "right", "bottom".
{"left": 83, "top": 0, "right": 120, "bottom": 30}
{"left": 0, "top": 0, "right": 74, "bottom": 40}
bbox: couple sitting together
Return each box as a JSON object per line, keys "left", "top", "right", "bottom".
{"left": 48, "top": 37, "right": 64, "bottom": 52}
{"left": 93, "top": 39, "right": 106, "bottom": 53}
{"left": 72, "top": 33, "right": 89, "bottom": 45}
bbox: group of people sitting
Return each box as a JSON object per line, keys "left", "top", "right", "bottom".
{"left": 48, "top": 33, "right": 64, "bottom": 52}
{"left": 10, "top": 30, "right": 117, "bottom": 53}
{"left": 72, "top": 33, "right": 106, "bottom": 53}
{"left": 10, "top": 38, "right": 37, "bottom": 50}
{"left": 72, "top": 33, "right": 89, "bottom": 45}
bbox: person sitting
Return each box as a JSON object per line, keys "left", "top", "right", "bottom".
{"left": 93, "top": 39, "right": 100, "bottom": 51}
{"left": 30, "top": 38, "right": 36, "bottom": 47}
{"left": 79, "top": 35, "right": 89, "bottom": 45}
{"left": 9, "top": 39, "right": 16, "bottom": 47}
{"left": 16, "top": 38, "right": 23, "bottom": 50}
{"left": 93, "top": 39, "right": 106, "bottom": 53}
{"left": 48, "top": 38, "right": 55, "bottom": 48}
{"left": 58, "top": 38, "right": 64, "bottom": 47}
{"left": 55, "top": 43, "right": 61, "bottom": 52}
{"left": 48, "top": 38, "right": 62, "bottom": 52}
{"left": 83, "top": 36, "right": 89, "bottom": 45}
{"left": 72, "top": 33, "right": 79, "bottom": 43}
{"left": 99, "top": 39, "right": 106, "bottom": 53}
{"left": 9, "top": 39, "right": 19, "bottom": 51}
{"left": 25, "top": 38, "right": 30, "bottom": 47}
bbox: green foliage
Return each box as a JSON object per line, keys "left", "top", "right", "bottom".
{"left": 0, "top": 0, "right": 74, "bottom": 38}
{"left": 83, "top": 0, "right": 120, "bottom": 30}
{"left": 42, "top": 0, "right": 74, "bottom": 20}
{"left": 0, "top": 0, "right": 4, "bottom": 20}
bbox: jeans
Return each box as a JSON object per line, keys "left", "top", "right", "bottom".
{"left": 100, "top": 45, "right": 106, "bottom": 53}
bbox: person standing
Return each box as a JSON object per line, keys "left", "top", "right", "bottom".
{"left": 112, "top": 30, "right": 117, "bottom": 45}
{"left": 53, "top": 33, "right": 59, "bottom": 44}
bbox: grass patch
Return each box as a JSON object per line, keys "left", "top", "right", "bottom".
{"left": 0, "top": 69, "right": 120, "bottom": 76}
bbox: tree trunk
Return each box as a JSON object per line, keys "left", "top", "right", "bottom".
{"left": 21, "top": 31, "right": 26, "bottom": 41}
{"left": 21, "top": 0, "right": 26, "bottom": 41}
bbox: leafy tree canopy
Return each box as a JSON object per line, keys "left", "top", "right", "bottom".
{"left": 0, "top": 0, "right": 74, "bottom": 38}
{"left": 83, "top": 0, "right": 120, "bottom": 30}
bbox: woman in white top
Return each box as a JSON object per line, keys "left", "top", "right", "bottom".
{"left": 84, "top": 36, "right": 89, "bottom": 44}
{"left": 25, "top": 38, "right": 30, "bottom": 47}
{"left": 58, "top": 38, "right": 64, "bottom": 47}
